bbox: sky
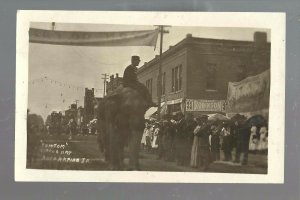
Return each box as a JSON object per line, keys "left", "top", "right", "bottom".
{"left": 28, "top": 22, "right": 270, "bottom": 120}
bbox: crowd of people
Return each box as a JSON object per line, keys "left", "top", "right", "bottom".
{"left": 141, "top": 112, "right": 268, "bottom": 171}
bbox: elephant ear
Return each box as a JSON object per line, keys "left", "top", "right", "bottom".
{"left": 96, "top": 100, "right": 104, "bottom": 119}
{"left": 107, "top": 94, "right": 121, "bottom": 104}
{"left": 105, "top": 94, "right": 122, "bottom": 114}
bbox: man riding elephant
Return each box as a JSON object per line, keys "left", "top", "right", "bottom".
{"left": 123, "top": 55, "right": 156, "bottom": 107}
{"left": 96, "top": 55, "right": 155, "bottom": 170}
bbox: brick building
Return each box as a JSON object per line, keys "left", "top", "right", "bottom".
{"left": 64, "top": 103, "right": 78, "bottom": 121}
{"left": 106, "top": 73, "right": 123, "bottom": 96}
{"left": 76, "top": 106, "right": 84, "bottom": 126}
{"left": 84, "top": 88, "right": 95, "bottom": 123}
{"left": 137, "top": 32, "right": 270, "bottom": 116}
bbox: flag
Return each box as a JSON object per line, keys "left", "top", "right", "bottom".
{"left": 29, "top": 28, "right": 159, "bottom": 47}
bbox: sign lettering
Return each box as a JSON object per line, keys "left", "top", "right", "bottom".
{"left": 186, "top": 99, "right": 225, "bottom": 112}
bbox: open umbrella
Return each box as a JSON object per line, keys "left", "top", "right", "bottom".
{"left": 144, "top": 107, "right": 158, "bottom": 119}
{"left": 231, "top": 113, "right": 247, "bottom": 122}
{"left": 208, "top": 113, "right": 230, "bottom": 121}
{"left": 89, "top": 119, "right": 97, "bottom": 124}
{"left": 144, "top": 103, "right": 168, "bottom": 119}
{"left": 245, "top": 115, "right": 266, "bottom": 127}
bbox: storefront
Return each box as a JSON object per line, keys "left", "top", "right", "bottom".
{"left": 166, "top": 98, "right": 183, "bottom": 115}
{"left": 159, "top": 98, "right": 226, "bottom": 117}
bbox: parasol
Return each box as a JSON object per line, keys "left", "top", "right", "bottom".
{"left": 231, "top": 113, "right": 247, "bottom": 122}
{"left": 245, "top": 115, "right": 266, "bottom": 127}
{"left": 89, "top": 119, "right": 97, "bottom": 124}
{"left": 144, "top": 103, "right": 168, "bottom": 119}
{"left": 144, "top": 107, "right": 158, "bottom": 119}
{"left": 208, "top": 113, "right": 230, "bottom": 121}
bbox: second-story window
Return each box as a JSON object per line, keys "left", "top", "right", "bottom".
{"left": 171, "top": 65, "right": 182, "bottom": 92}
{"left": 172, "top": 68, "right": 175, "bottom": 92}
{"left": 179, "top": 65, "right": 182, "bottom": 90}
{"left": 146, "top": 78, "right": 153, "bottom": 95}
{"left": 206, "top": 63, "right": 217, "bottom": 90}
{"left": 162, "top": 72, "right": 166, "bottom": 95}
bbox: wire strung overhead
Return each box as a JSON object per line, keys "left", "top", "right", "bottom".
{"left": 28, "top": 75, "right": 102, "bottom": 113}
{"left": 28, "top": 76, "right": 104, "bottom": 92}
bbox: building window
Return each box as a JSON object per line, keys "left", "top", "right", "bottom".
{"left": 171, "top": 65, "right": 182, "bottom": 92}
{"left": 146, "top": 78, "right": 152, "bottom": 95}
{"left": 157, "top": 72, "right": 166, "bottom": 96}
{"left": 206, "top": 63, "right": 217, "bottom": 90}
{"left": 179, "top": 65, "right": 182, "bottom": 90}
{"left": 162, "top": 72, "right": 166, "bottom": 95}
{"left": 172, "top": 68, "right": 175, "bottom": 92}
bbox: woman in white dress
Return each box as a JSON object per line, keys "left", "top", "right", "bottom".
{"left": 249, "top": 124, "right": 258, "bottom": 153}
{"left": 141, "top": 123, "right": 150, "bottom": 150}
{"left": 151, "top": 124, "right": 160, "bottom": 149}
{"left": 258, "top": 124, "right": 268, "bottom": 154}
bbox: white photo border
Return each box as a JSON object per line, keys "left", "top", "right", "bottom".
{"left": 15, "top": 11, "right": 285, "bottom": 183}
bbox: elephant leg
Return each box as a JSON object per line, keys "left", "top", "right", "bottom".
{"left": 128, "top": 130, "right": 143, "bottom": 170}
{"left": 104, "top": 131, "right": 110, "bottom": 163}
{"left": 109, "top": 124, "right": 121, "bottom": 170}
{"left": 104, "top": 144, "right": 110, "bottom": 163}
{"left": 117, "top": 135, "right": 125, "bottom": 170}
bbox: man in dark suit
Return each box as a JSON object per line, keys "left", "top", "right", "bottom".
{"left": 233, "top": 120, "right": 251, "bottom": 165}
{"left": 123, "top": 56, "right": 155, "bottom": 107}
{"left": 174, "top": 112, "right": 187, "bottom": 166}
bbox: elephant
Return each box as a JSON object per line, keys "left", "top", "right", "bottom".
{"left": 96, "top": 86, "right": 150, "bottom": 170}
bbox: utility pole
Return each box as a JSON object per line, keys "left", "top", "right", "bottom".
{"left": 156, "top": 25, "right": 170, "bottom": 121}
{"left": 51, "top": 22, "right": 55, "bottom": 31}
{"left": 101, "top": 73, "right": 109, "bottom": 97}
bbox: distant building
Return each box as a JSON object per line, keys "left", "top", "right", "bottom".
{"left": 65, "top": 103, "right": 78, "bottom": 121}
{"left": 137, "top": 32, "right": 270, "bottom": 116}
{"left": 106, "top": 73, "right": 123, "bottom": 96}
{"left": 84, "top": 88, "right": 95, "bottom": 123}
{"left": 63, "top": 104, "right": 84, "bottom": 130}
{"left": 76, "top": 106, "right": 84, "bottom": 126}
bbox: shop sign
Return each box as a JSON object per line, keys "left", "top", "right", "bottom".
{"left": 167, "top": 98, "right": 183, "bottom": 105}
{"left": 186, "top": 99, "right": 225, "bottom": 112}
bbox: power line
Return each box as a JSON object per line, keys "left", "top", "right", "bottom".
{"left": 29, "top": 76, "right": 104, "bottom": 92}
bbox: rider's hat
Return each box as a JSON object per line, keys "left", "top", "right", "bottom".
{"left": 131, "top": 55, "right": 140, "bottom": 62}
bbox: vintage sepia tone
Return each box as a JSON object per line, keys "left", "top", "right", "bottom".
{"left": 15, "top": 11, "right": 285, "bottom": 182}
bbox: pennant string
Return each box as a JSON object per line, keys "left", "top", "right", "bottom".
{"left": 28, "top": 76, "right": 103, "bottom": 91}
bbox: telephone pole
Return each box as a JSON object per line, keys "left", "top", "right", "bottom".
{"left": 101, "top": 73, "right": 109, "bottom": 97}
{"left": 156, "top": 25, "right": 170, "bottom": 121}
{"left": 51, "top": 22, "right": 55, "bottom": 31}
